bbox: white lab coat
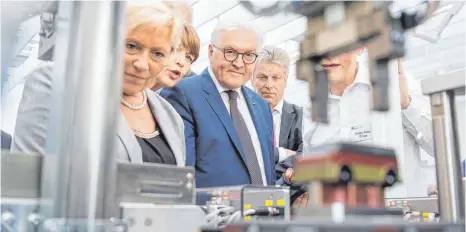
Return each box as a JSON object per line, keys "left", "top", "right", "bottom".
{"left": 302, "top": 62, "right": 435, "bottom": 196}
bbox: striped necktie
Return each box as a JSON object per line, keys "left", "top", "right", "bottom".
{"left": 227, "top": 90, "right": 263, "bottom": 185}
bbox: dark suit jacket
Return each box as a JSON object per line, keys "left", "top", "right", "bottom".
{"left": 1, "top": 131, "right": 12, "bottom": 150}
{"left": 160, "top": 68, "right": 276, "bottom": 188}
{"left": 274, "top": 101, "right": 303, "bottom": 163}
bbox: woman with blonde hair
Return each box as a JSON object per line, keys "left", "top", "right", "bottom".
{"left": 117, "top": 3, "right": 186, "bottom": 166}
{"left": 12, "top": 3, "right": 187, "bottom": 166}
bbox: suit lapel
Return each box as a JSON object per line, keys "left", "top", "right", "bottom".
{"left": 116, "top": 110, "right": 143, "bottom": 163}
{"left": 201, "top": 71, "right": 247, "bottom": 165}
{"left": 146, "top": 90, "right": 184, "bottom": 167}
{"left": 279, "top": 101, "right": 295, "bottom": 148}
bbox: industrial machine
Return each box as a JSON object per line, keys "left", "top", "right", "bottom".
{"left": 198, "top": 185, "right": 291, "bottom": 226}
{"left": 1, "top": 1, "right": 465, "bottom": 232}
{"left": 386, "top": 197, "right": 440, "bottom": 222}
{"left": 1, "top": 153, "right": 206, "bottom": 231}
{"left": 241, "top": 1, "right": 440, "bottom": 123}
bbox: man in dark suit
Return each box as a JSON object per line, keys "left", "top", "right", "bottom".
{"left": 252, "top": 46, "right": 303, "bottom": 164}
{"left": 1, "top": 130, "right": 12, "bottom": 150}
{"left": 161, "top": 21, "right": 275, "bottom": 188}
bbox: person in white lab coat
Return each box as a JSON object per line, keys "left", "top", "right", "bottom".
{"left": 302, "top": 47, "right": 434, "bottom": 172}
{"left": 302, "top": 48, "right": 435, "bottom": 196}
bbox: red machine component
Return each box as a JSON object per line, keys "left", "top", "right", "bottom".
{"left": 292, "top": 143, "right": 399, "bottom": 209}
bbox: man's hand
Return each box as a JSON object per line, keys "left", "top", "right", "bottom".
{"left": 397, "top": 58, "right": 411, "bottom": 109}
{"left": 285, "top": 149, "right": 297, "bottom": 157}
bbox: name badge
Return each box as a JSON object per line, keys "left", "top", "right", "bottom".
{"left": 350, "top": 124, "right": 373, "bottom": 143}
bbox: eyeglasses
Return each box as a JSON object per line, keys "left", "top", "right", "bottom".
{"left": 212, "top": 45, "right": 258, "bottom": 64}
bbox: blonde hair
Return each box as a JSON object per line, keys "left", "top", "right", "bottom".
{"left": 126, "top": 1, "right": 182, "bottom": 51}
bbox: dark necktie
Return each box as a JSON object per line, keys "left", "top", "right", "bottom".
{"left": 227, "top": 90, "right": 263, "bottom": 185}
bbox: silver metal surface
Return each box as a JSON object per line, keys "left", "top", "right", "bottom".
{"left": 121, "top": 203, "right": 207, "bottom": 232}
{"left": 39, "top": 1, "right": 76, "bottom": 220}
{"left": 198, "top": 185, "right": 290, "bottom": 221}
{"left": 1, "top": 197, "right": 42, "bottom": 232}
{"left": 242, "top": 187, "right": 291, "bottom": 221}
{"left": 1, "top": 153, "right": 42, "bottom": 198}
{"left": 40, "top": 1, "right": 126, "bottom": 221}
{"left": 430, "top": 91, "right": 465, "bottom": 222}
{"left": 294, "top": 207, "right": 404, "bottom": 223}
{"left": 117, "top": 162, "right": 196, "bottom": 205}
{"left": 39, "top": 218, "right": 122, "bottom": 232}
{"left": 421, "top": 69, "right": 465, "bottom": 95}
{"left": 213, "top": 221, "right": 466, "bottom": 232}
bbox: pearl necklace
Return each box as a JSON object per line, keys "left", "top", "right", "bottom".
{"left": 132, "top": 129, "right": 160, "bottom": 139}
{"left": 121, "top": 91, "right": 147, "bottom": 110}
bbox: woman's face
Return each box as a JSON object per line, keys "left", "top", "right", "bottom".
{"left": 152, "top": 47, "right": 194, "bottom": 90}
{"left": 122, "top": 24, "right": 172, "bottom": 96}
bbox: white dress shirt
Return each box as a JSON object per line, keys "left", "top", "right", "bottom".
{"left": 272, "top": 100, "right": 288, "bottom": 162}
{"left": 303, "top": 63, "right": 433, "bottom": 151}
{"left": 208, "top": 67, "right": 267, "bottom": 185}
{"left": 302, "top": 62, "right": 435, "bottom": 196}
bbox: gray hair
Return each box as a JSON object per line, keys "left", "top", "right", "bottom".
{"left": 210, "top": 20, "right": 262, "bottom": 52}
{"left": 256, "top": 45, "right": 290, "bottom": 76}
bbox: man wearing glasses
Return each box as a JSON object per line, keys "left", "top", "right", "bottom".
{"left": 161, "top": 21, "right": 276, "bottom": 188}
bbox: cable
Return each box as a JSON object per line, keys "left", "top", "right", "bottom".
{"left": 226, "top": 211, "right": 242, "bottom": 224}
{"left": 206, "top": 206, "right": 235, "bottom": 221}
{"left": 204, "top": 205, "right": 237, "bottom": 228}
{"left": 203, "top": 198, "right": 287, "bottom": 228}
